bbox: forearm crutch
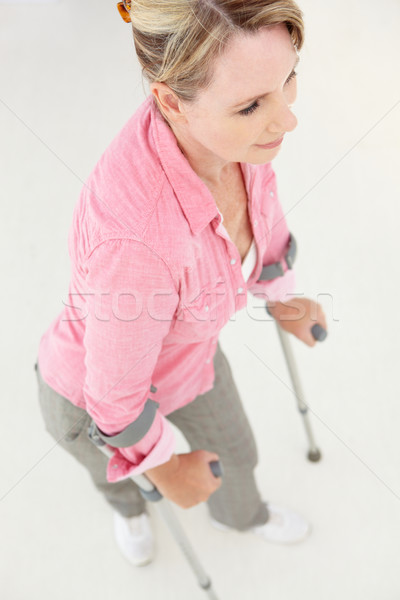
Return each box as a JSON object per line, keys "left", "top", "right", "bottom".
{"left": 88, "top": 422, "right": 223, "bottom": 600}
{"left": 259, "top": 232, "right": 327, "bottom": 461}
{"left": 274, "top": 322, "right": 327, "bottom": 462}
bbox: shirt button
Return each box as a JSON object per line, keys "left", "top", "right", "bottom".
{"left": 230, "top": 258, "right": 236, "bottom": 265}
{"left": 206, "top": 359, "right": 210, "bottom": 364}
{"left": 254, "top": 220, "right": 258, "bottom": 226}
{"left": 269, "top": 190, "right": 274, "bottom": 197}
{"left": 205, "top": 305, "right": 209, "bottom": 312}
{"left": 237, "top": 287, "right": 244, "bottom": 294}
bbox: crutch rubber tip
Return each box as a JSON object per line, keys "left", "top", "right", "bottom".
{"left": 307, "top": 448, "right": 322, "bottom": 462}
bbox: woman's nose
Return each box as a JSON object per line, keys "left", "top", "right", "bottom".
{"left": 267, "top": 98, "right": 298, "bottom": 134}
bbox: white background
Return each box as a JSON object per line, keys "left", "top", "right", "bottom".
{"left": 1, "top": 1, "right": 399, "bottom": 598}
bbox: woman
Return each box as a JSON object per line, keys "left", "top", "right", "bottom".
{"left": 35, "top": 0, "right": 327, "bottom": 567}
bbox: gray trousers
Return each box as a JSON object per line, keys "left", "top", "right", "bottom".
{"left": 35, "top": 343, "right": 269, "bottom": 531}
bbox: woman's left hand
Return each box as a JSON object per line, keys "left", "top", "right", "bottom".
{"left": 267, "top": 297, "right": 327, "bottom": 347}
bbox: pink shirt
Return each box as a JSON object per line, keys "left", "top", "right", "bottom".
{"left": 37, "top": 95, "right": 295, "bottom": 483}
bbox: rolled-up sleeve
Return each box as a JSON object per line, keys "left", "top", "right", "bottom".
{"left": 83, "top": 238, "right": 180, "bottom": 482}
{"left": 248, "top": 179, "right": 296, "bottom": 304}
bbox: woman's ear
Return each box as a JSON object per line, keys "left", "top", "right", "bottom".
{"left": 150, "top": 82, "right": 187, "bottom": 125}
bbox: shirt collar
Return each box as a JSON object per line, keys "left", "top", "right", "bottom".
{"left": 149, "top": 95, "right": 254, "bottom": 236}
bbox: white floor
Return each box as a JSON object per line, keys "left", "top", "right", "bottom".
{"left": 1, "top": 1, "right": 400, "bottom": 598}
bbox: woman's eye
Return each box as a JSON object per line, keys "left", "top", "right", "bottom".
{"left": 285, "top": 69, "right": 297, "bottom": 85}
{"left": 239, "top": 101, "right": 260, "bottom": 117}
{"left": 238, "top": 71, "right": 297, "bottom": 117}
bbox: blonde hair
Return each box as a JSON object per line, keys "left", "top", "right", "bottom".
{"left": 128, "top": 0, "right": 304, "bottom": 105}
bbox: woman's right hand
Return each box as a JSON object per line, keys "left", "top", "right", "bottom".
{"left": 144, "top": 450, "right": 222, "bottom": 508}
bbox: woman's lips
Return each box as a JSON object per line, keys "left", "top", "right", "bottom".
{"left": 255, "top": 136, "right": 284, "bottom": 149}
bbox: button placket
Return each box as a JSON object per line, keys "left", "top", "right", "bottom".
{"left": 215, "top": 215, "right": 242, "bottom": 272}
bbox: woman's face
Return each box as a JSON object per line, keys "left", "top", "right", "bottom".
{"left": 159, "top": 24, "right": 299, "bottom": 171}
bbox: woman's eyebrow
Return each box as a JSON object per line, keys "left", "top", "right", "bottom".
{"left": 230, "top": 55, "right": 300, "bottom": 109}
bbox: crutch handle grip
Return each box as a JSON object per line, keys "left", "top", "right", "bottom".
{"left": 209, "top": 460, "right": 223, "bottom": 479}
{"left": 311, "top": 323, "right": 327, "bottom": 342}
{"left": 137, "top": 461, "right": 223, "bottom": 503}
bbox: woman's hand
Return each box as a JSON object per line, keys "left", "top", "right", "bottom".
{"left": 144, "top": 450, "right": 222, "bottom": 509}
{"left": 267, "top": 297, "right": 327, "bottom": 347}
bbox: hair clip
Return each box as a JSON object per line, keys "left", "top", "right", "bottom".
{"left": 117, "top": 1, "right": 132, "bottom": 23}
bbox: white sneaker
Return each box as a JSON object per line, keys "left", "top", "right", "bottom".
{"left": 211, "top": 503, "right": 311, "bottom": 544}
{"left": 113, "top": 511, "right": 155, "bottom": 566}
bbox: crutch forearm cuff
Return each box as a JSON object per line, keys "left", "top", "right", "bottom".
{"left": 91, "top": 398, "right": 160, "bottom": 448}
{"left": 258, "top": 232, "right": 297, "bottom": 282}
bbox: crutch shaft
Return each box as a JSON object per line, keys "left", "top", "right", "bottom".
{"left": 275, "top": 323, "right": 321, "bottom": 460}
{"left": 275, "top": 323, "right": 308, "bottom": 412}
{"left": 157, "top": 500, "right": 215, "bottom": 593}
{"left": 87, "top": 424, "right": 222, "bottom": 599}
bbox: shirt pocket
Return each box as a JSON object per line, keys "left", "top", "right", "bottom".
{"left": 171, "top": 281, "right": 230, "bottom": 342}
